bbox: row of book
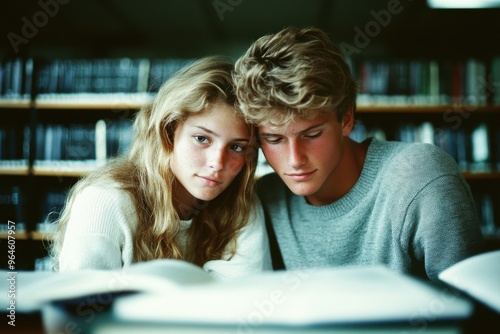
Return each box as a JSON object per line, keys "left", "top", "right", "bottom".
{"left": 1, "top": 119, "right": 500, "bottom": 173}
{"left": 32, "top": 119, "right": 133, "bottom": 174}
{"left": 0, "top": 124, "right": 29, "bottom": 160}
{"left": 2, "top": 56, "right": 500, "bottom": 105}
{"left": 475, "top": 192, "right": 500, "bottom": 238}
{"left": 32, "top": 119, "right": 132, "bottom": 174}
{"left": 0, "top": 118, "right": 132, "bottom": 169}
{"left": 349, "top": 120, "right": 500, "bottom": 173}
{"left": 34, "top": 119, "right": 132, "bottom": 162}
{"left": 0, "top": 57, "right": 194, "bottom": 100}
{"left": 0, "top": 58, "right": 33, "bottom": 101}
{"left": 0, "top": 186, "right": 67, "bottom": 229}
{"left": 0, "top": 186, "right": 24, "bottom": 225}
{"left": 350, "top": 57, "right": 500, "bottom": 106}
{"left": 2, "top": 183, "right": 499, "bottom": 242}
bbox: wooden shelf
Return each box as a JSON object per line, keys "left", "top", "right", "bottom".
{"left": 32, "top": 161, "right": 106, "bottom": 177}
{"left": 0, "top": 231, "right": 53, "bottom": 240}
{"left": 25, "top": 165, "right": 500, "bottom": 180}
{"left": 2, "top": 228, "right": 497, "bottom": 244}
{"left": 31, "top": 231, "right": 54, "bottom": 241}
{"left": 0, "top": 166, "right": 30, "bottom": 176}
{"left": 32, "top": 168, "right": 93, "bottom": 177}
{"left": 0, "top": 99, "right": 32, "bottom": 109}
{"left": 0, "top": 231, "right": 29, "bottom": 240}
{"left": 35, "top": 101, "right": 144, "bottom": 110}
{"left": 0, "top": 161, "right": 492, "bottom": 180}
{"left": 3, "top": 96, "right": 500, "bottom": 114}
{"left": 34, "top": 93, "right": 152, "bottom": 110}
{"left": 462, "top": 172, "right": 500, "bottom": 180}
{"left": 357, "top": 105, "right": 500, "bottom": 113}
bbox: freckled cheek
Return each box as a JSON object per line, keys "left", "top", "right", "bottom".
{"left": 226, "top": 156, "right": 246, "bottom": 175}
{"left": 184, "top": 147, "right": 205, "bottom": 166}
{"left": 260, "top": 146, "right": 283, "bottom": 168}
{"left": 306, "top": 145, "right": 324, "bottom": 159}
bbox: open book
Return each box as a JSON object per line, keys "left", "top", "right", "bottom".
{"left": 439, "top": 250, "right": 500, "bottom": 313}
{"left": 109, "top": 265, "right": 474, "bottom": 328}
{"left": 0, "top": 259, "right": 216, "bottom": 313}
{"left": 1, "top": 258, "right": 475, "bottom": 330}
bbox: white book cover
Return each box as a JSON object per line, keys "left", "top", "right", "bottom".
{"left": 439, "top": 250, "right": 500, "bottom": 313}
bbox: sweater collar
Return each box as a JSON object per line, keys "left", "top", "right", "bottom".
{"left": 296, "top": 137, "right": 386, "bottom": 217}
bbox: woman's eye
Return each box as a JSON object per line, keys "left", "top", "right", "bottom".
{"left": 231, "top": 144, "right": 245, "bottom": 152}
{"left": 195, "top": 136, "right": 208, "bottom": 143}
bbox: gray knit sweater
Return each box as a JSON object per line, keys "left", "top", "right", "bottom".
{"left": 257, "top": 138, "right": 484, "bottom": 281}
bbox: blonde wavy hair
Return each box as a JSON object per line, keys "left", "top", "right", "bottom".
{"left": 50, "top": 56, "right": 258, "bottom": 268}
{"left": 233, "top": 26, "right": 358, "bottom": 125}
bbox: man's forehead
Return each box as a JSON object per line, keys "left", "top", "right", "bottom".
{"left": 258, "top": 113, "right": 331, "bottom": 134}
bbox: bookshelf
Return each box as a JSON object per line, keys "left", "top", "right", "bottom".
{"left": 2, "top": 51, "right": 500, "bottom": 270}
{"left": 352, "top": 105, "right": 500, "bottom": 251}
{"left": 348, "top": 55, "right": 500, "bottom": 247}
{"left": 0, "top": 57, "right": 194, "bottom": 270}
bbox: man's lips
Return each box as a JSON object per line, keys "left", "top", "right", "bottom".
{"left": 285, "top": 170, "right": 315, "bottom": 181}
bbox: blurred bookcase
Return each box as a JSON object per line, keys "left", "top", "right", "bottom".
{"left": 0, "top": 57, "right": 194, "bottom": 270}
{"left": 349, "top": 56, "right": 500, "bottom": 251}
{"left": 1, "top": 53, "right": 500, "bottom": 269}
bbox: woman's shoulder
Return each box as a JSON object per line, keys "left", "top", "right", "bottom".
{"left": 68, "top": 182, "right": 138, "bottom": 234}
{"left": 72, "top": 182, "right": 136, "bottom": 217}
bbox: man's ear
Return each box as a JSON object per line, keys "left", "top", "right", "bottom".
{"left": 341, "top": 108, "right": 355, "bottom": 136}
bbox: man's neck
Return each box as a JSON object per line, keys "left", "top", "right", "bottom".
{"left": 306, "top": 137, "right": 368, "bottom": 206}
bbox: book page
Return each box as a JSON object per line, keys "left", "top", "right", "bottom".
{"left": 113, "top": 265, "right": 473, "bottom": 326}
{"left": 123, "top": 259, "right": 215, "bottom": 285}
{"left": 0, "top": 259, "right": 214, "bottom": 312}
{"left": 438, "top": 250, "right": 500, "bottom": 313}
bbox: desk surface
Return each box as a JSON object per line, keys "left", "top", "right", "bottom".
{"left": 2, "top": 300, "right": 498, "bottom": 334}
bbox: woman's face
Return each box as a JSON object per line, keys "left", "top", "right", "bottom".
{"left": 170, "top": 102, "right": 251, "bottom": 212}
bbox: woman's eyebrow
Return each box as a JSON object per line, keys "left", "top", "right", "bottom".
{"left": 194, "top": 126, "right": 249, "bottom": 142}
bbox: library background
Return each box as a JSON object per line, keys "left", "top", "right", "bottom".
{"left": 1, "top": 0, "right": 500, "bottom": 271}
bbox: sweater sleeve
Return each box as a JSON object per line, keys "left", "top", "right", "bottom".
{"left": 202, "top": 196, "right": 273, "bottom": 281}
{"left": 58, "top": 185, "right": 137, "bottom": 271}
{"left": 404, "top": 174, "right": 484, "bottom": 281}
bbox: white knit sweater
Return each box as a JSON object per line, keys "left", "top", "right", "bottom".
{"left": 59, "top": 185, "right": 272, "bottom": 280}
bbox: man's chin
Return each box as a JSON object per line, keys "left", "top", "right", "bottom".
{"left": 286, "top": 183, "right": 317, "bottom": 197}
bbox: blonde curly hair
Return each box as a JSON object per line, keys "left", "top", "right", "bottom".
{"left": 234, "top": 26, "right": 358, "bottom": 126}
{"left": 50, "top": 56, "right": 258, "bottom": 268}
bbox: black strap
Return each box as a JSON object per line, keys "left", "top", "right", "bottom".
{"left": 264, "top": 210, "right": 285, "bottom": 270}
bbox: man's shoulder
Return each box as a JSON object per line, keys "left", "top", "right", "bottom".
{"left": 376, "top": 139, "right": 461, "bottom": 179}
{"left": 395, "top": 141, "right": 457, "bottom": 167}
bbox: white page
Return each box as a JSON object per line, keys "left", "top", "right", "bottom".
{"left": 113, "top": 265, "right": 473, "bottom": 326}
{"left": 439, "top": 250, "right": 500, "bottom": 313}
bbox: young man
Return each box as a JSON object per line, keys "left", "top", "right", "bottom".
{"left": 233, "top": 26, "right": 484, "bottom": 282}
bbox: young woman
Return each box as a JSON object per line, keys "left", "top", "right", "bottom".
{"left": 49, "top": 56, "right": 271, "bottom": 279}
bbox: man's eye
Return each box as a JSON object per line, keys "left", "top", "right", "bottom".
{"left": 305, "top": 131, "right": 321, "bottom": 139}
{"left": 195, "top": 136, "right": 208, "bottom": 143}
{"left": 263, "top": 137, "right": 282, "bottom": 144}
